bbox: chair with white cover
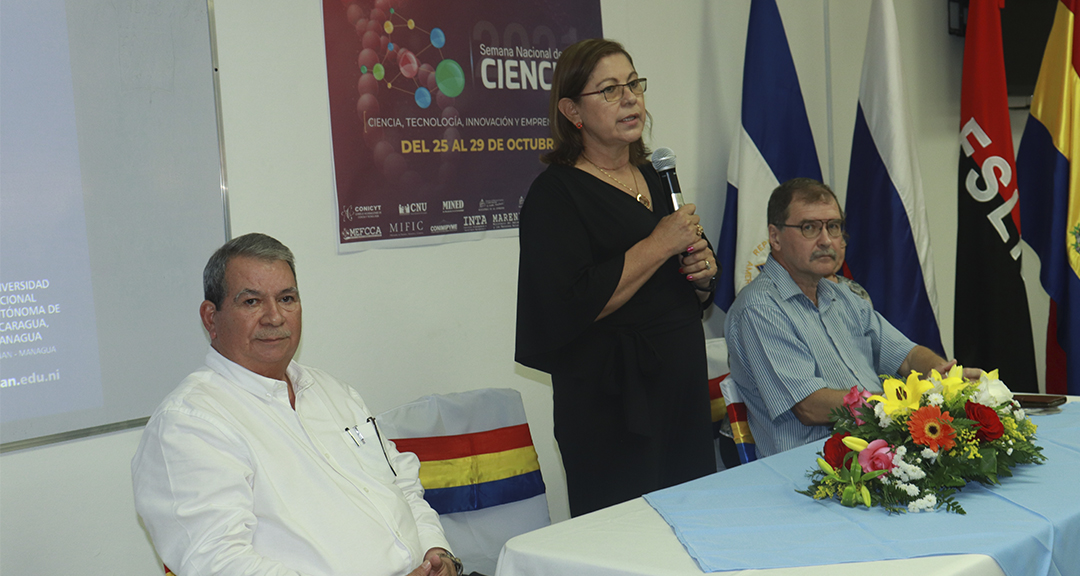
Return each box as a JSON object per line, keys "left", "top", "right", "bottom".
{"left": 376, "top": 388, "right": 550, "bottom": 576}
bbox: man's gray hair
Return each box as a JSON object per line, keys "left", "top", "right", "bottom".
{"left": 203, "top": 233, "right": 296, "bottom": 309}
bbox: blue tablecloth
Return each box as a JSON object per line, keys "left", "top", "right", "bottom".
{"left": 644, "top": 403, "right": 1080, "bottom": 576}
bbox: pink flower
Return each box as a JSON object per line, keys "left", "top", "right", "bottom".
{"left": 843, "top": 386, "right": 873, "bottom": 425}
{"left": 858, "top": 439, "right": 896, "bottom": 472}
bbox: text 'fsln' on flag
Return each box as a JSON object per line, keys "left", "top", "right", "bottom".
{"left": 953, "top": 0, "right": 1039, "bottom": 391}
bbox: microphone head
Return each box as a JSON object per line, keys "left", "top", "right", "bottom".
{"left": 652, "top": 147, "right": 677, "bottom": 172}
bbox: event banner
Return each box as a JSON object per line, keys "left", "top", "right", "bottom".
{"left": 323, "top": 0, "right": 602, "bottom": 251}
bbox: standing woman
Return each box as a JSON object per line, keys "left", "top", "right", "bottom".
{"left": 515, "top": 38, "right": 717, "bottom": 517}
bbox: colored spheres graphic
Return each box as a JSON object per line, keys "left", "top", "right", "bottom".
{"left": 414, "top": 87, "right": 431, "bottom": 109}
{"left": 347, "top": 2, "right": 461, "bottom": 112}
{"left": 435, "top": 59, "right": 464, "bottom": 98}
{"left": 344, "top": 0, "right": 463, "bottom": 187}
{"left": 398, "top": 50, "right": 419, "bottom": 78}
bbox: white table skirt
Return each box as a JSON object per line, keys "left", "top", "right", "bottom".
{"left": 494, "top": 497, "right": 1003, "bottom": 576}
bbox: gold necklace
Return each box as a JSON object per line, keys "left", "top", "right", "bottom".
{"left": 582, "top": 156, "right": 650, "bottom": 209}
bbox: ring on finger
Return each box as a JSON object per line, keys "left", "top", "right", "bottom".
{"left": 695, "top": 224, "right": 704, "bottom": 236}
{"left": 705, "top": 260, "right": 710, "bottom": 270}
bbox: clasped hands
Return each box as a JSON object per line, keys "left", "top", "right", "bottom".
{"left": 655, "top": 204, "right": 715, "bottom": 290}
{"left": 407, "top": 548, "right": 459, "bottom": 576}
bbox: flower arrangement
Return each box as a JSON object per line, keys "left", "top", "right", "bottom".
{"left": 797, "top": 367, "right": 1045, "bottom": 514}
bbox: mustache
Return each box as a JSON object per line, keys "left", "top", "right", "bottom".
{"left": 254, "top": 328, "right": 292, "bottom": 340}
{"left": 812, "top": 248, "right": 838, "bottom": 260}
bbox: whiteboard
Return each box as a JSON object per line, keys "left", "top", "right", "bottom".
{"left": 0, "top": 0, "right": 226, "bottom": 449}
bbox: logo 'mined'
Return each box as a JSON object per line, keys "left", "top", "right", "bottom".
{"left": 442, "top": 199, "right": 464, "bottom": 212}
{"left": 399, "top": 202, "right": 428, "bottom": 215}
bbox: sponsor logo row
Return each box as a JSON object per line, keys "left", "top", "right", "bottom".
{"left": 341, "top": 212, "right": 520, "bottom": 241}
{"left": 343, "top": 197, "right": 525, "bottom": 221}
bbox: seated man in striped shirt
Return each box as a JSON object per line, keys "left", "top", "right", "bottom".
{"left": 724, "top": 179, "right": 979, "bottom": 457}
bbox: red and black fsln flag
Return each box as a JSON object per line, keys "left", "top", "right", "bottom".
{"left": 955, "top": 0, "right": 1038, "bottom": 391}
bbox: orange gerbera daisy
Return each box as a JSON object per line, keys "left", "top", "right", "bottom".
{"left": 908, "top": 405, "right": 956, "bottom": 452}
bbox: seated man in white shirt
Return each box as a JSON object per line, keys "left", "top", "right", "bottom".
{"left": 132, "top": 232, "right": 461, "bottom": 576}
{"left": 724, "top": 179, "right": 980, "bottom": 457}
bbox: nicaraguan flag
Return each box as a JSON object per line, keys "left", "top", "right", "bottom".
{"left": 1018, "top": 0, "right": 1080, "bottom": 395}
{"left": 844, "top": 0, "right": 945, "bottom": 355}
{"left": 716, "top": 0, "right": 822, "bottom": 311}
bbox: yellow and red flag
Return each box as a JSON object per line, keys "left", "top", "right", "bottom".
{"left": 1018, "top": 0, "right": 1080, "bottom": 394}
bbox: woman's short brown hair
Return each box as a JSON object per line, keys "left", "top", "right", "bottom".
{"left": 541, "top": 38, "right": 651, "bottom": 166}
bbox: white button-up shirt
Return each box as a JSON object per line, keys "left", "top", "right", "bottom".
{"left": 132, "top": 349, "right": 450, "bottom": 575}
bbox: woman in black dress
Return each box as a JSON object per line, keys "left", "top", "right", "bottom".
{"left": 515, "top": 38, "right": 717, "bottom": 517}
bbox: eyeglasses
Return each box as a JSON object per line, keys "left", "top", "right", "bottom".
{"left": 580, "top": 78, "right": 647, "bottom": 102}
{"left": 781, "top": 219, "right": 845, "bottom": 239}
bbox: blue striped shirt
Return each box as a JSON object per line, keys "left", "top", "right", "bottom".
{"left": 724, "top": 256, "right": 915, "bottom": 457}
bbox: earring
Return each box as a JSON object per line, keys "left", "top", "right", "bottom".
{"left": 575, "top": 121, "right": 583, "bottom": 129}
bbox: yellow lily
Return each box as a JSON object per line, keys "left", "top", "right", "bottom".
{"left": 842, "top": 436, "right": 869, "bottom": 452}
{"left": 932, "top": 365, "right": 970, "bottom": 402}
{"left": 868, "top": 371, "right": 933, "bottom": 415}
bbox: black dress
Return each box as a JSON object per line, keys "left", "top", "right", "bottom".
{"left": 515, "top": 162, "right": 715, "bottom": 517}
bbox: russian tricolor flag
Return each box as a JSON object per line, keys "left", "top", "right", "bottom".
{"left": 1018, "top": 0, "right": 1080, "bottom": 395}
{"left": 717, "top": 0, "right": 822, "bottom": 311}
{"left": 843, "top": 0, "right": 945, "bottom": 355}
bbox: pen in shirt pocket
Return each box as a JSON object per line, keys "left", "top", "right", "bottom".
{"left": 345, "top": 426, "right": 365, "bottom": 446}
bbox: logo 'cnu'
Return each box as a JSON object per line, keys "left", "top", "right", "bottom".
{"left": 399, "top": 202, "right": 428, "bottom": 215}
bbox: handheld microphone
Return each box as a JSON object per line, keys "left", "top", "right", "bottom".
{"left": 651, "top": 147, "right": 684, "bottom": 210}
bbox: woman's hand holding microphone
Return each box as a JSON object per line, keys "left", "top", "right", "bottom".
{"left": 651, "top": 204, "right": 717, "bottom": 292}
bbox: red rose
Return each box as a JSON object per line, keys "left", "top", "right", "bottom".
{"left": 965, "top": 401, "right": 1004, "bottom": 442}
{"left": 823, "top": 432, "right": 852, "bottom": 469}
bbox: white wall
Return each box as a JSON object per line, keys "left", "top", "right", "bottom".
{"left": 0, "top": 1, "right": 1047, "bottom": 574}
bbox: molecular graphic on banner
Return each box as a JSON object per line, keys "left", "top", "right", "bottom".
{"left": 343, "top": 0, "right": 465, "bottom": 191}
{"left": 350, "top": 1, "right": 464, "bottom": 113}
{"left": 373, "top": 22, "right": 462, "bottom": 109}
